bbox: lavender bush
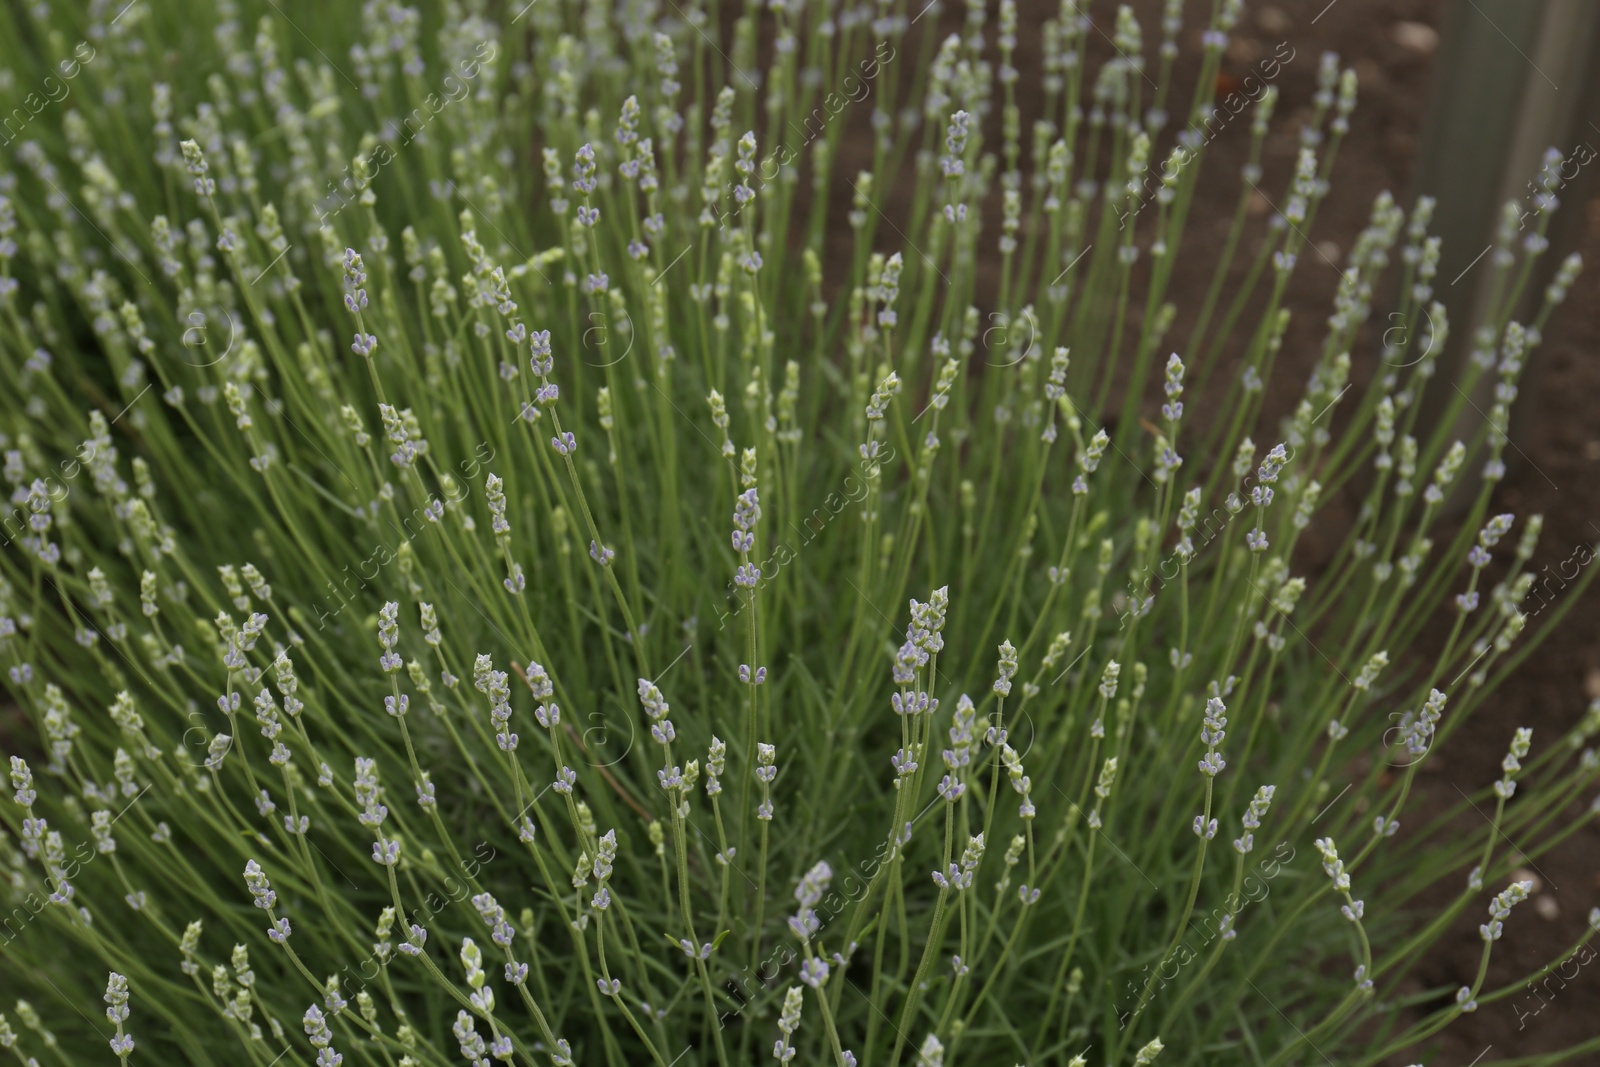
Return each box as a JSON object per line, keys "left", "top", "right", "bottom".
{"left": 0, "top": 1, "right": 1596, "bottom": 1065}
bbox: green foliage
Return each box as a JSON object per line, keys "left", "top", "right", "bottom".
{"left": 0, "top": 1, "right": 1595, "bottom": 1066}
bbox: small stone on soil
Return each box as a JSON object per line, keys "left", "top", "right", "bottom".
{"left": 1392, "top": 21, "right": 1440, "bottom": 54}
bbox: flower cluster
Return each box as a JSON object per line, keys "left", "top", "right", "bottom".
{"left": 0, "top": 4, "right": 1591, "bottom": 1067}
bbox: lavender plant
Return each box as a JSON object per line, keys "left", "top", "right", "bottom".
{"left": 0, "top": 1, "right": 1596, "bottom": 1065}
